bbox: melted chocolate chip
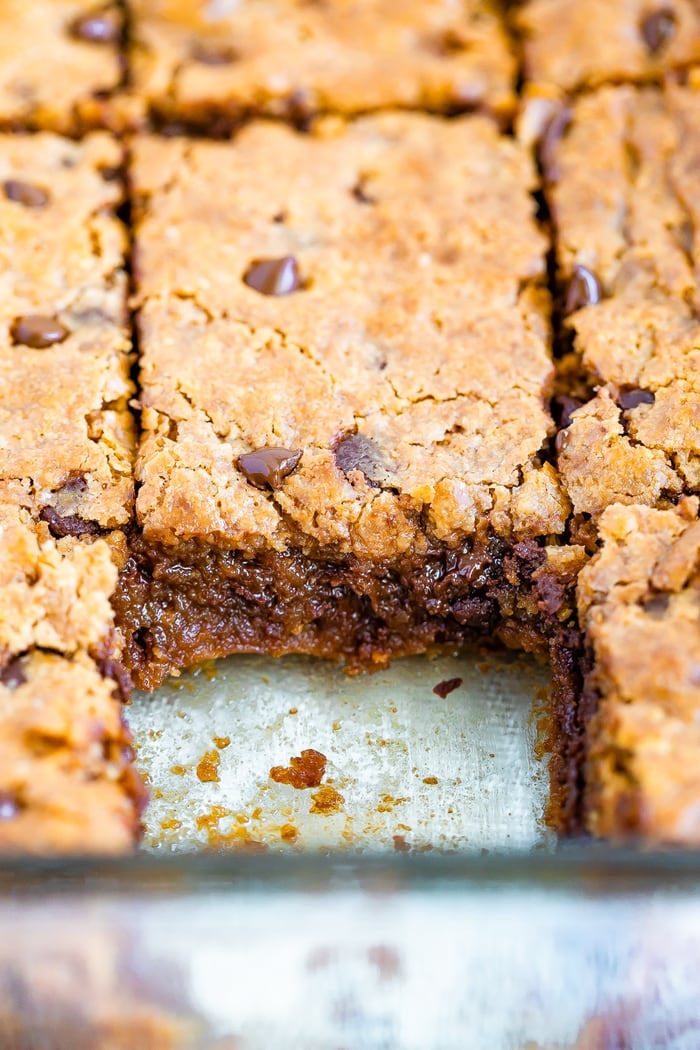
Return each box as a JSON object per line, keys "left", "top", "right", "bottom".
{"left": 0, "top": 656, "right": 26, "bottom": 690}
{"left": 553, "top": 395, "right": 584, "bottom": 429}
{"left": 565, "top": 265, "right": 602, "bottom": 315}
{"left": 39, "top": 507, "right": 100, "bottom": 538}
{"left": 191, "top": 42, "right": 237, "bottom": 65}
{"left": 539, "top": 107, "right": 572, "bottom": 180}
{"left": 438, "top": 548, "right": 493, "bottom": 593}
{"left": 69, "top": 6, "right": 121, "bottom": 44}
{"left": 432, "top": 677, "right": 463, "bottom": 699}
{"left": 641, "top": 7, "right": 677, "bottom": 53}
{"left": 59, "top": 472, "right": 88, "bottom": 495}
{"left": 555, "top": 428, "right": 570, "bottom": 456}
{"left": 3, "top": 179, "right": 50, "bottom": 208}
{"left": 334, "top": 433, "right": 387, "bottom": 486}
{"left": 618, "top": 387, "right": 655, "bottom": 410}
{"left": 237, "top": 447, "right": 303, "bottom": 490}
{"left": 537, "top": 574, "right": 567, "bottom": 616}
{"left": 642, "top": 592, "right": 670, "bottom": 616}
{"left": 10, "top": 315, "right": 69, "bottom": 349}
{"left": 243, "top": 257, "right": 302, "bottom": 296}
{"left": 0, "top": 792, "right": 19, "bottom": 820}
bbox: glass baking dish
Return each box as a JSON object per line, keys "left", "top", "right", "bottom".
{"left": 3, "top": 851, "right": 700, "bottom": 1049}
{"left": 3, "top": 651, "right": 699, "bottom": 1049}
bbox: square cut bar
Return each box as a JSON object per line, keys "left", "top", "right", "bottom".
{"left": 121, "top": 113, "right": 578, "bottom": 715}
{"left": 0, "top": 2, "right": 125, "bottom": 133}
{"left": 128, "top": 0, "right": 516, "bottom": 127}
{"left": 543, "top": 81, "right": 700, "bottom": 529}
{"left": 0, "top": 503, "right": 144, "bottom": 854}
{"left": 516, "top": 0, "right": 700, "bottom": 96}
{"left": 0, "top": 132, "right": 135, "bottom": 531}
{"left": 0, "top": 134, "right": 141, "bottom": 853}
{"left": 578, "top": 499, "right": 700, "bottom": 844}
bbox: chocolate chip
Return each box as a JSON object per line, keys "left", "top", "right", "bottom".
{"left": 553, "top": 395, "right": 584, "bottom": 429}
{"left": 618, "top": 387, "right": 655, "bottom": 411}
{"left": 10, "top": 315, "right": 69, "bottom": 349}
{"left": 68, "top": 6, "right": 121, "bottom": 44}
{"left": 191, "top": 42, "right": 237, "bottom": 65}
{"left": 555, "top": 428, "right": 570, "bottom": 456}
{"left": 539, "top": 107, "right": 572, "bottom": 180}
{"left": 0, "top": 656, "right": 26, "bottom": 690}
{"left": 352, "top": 178, "right": 376, "bottom": 205}
{"left": 3, "top": 179, "right": 50, "bottom": 208}
{"left": 433, "top": 547, "right": 497, "bottom": 606}
{"left": 565, "top": 265, "right": 602, "bottom": 315}
{"left": 97, "top": 656, "right": 132, "bottom": 704}
{"left": 59, "top": 472, "right": 88, "bottom": 495}
{"left": 642, "top": 592, "right": 670, "bottom": 616}
{"left": 438, "top": 29, "right": 466, "bottom": 55}
{"left": 334, "top": 433, "right": 388, "bottom": 486}
{"left": 432, "top": 677, "right": 463, "bottom": 699}
{"left": 452, "top": 596, "right": 498, "bottom": 630}
{"left": 641, "top": 7, "right": 677, "bottom": 53}
{"left": 243, "top": 257, "right": 302, "bottom": 296}
{"left": 537, "top": 574, "right": 567, "bottom": 616}
{"left": 285, "top": 88, "right": 313, "bottom": 125}
{"left": 0, "top": 792, "right": 19, "bottom": 820}
{"left": 237, "top": 447, "right": 303, "bottom": 490}
{"left": 98, "top": 164, "right": 122, "bottom": 182}
{"left": 39, "top": 507, "right": 100, "bottom": 538}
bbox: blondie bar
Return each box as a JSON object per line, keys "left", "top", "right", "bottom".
{"left": 0, "top": 131, "right": 135, "bottom": 528}
{"left": 0, "top": 2, "right": 125, "bottom": 133}
{"left": 544, "top": 80, "right": 700, "bottom": 527}
{"left": 119, "top": 113, "right": 577, "bottom": 721}
{"left": 578, "top": 499, "right": 700, "bottom": 844}
{"left": 541, "top": 78, "right": 700, "bottom": 841}
{"left": 516, "top": 0, "right": 700, "bottom": 95}
{"left": 128, "top": 0, "right": 516, "bottom": 128}
{"left": 0, "top": 132, "right": 142, "bottom": 852}
{"left": 0, "top": 504, "right": 143, "bottom": 854}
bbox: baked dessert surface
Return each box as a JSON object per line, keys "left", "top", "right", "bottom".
{"left": 0, "top": 132, "right": 135, "bottom": 529}
{"left": 0, "top": 1, "right": 124, "bottom": 133}
{"left": 517, "top": 0, "right": 700, "bottom": 94}
{"left": 579, "top": 499, "right": 700, "bottom": 844}
{"left": 129, "top": 0, "right": 516, "bottom": 127}
{"left": 0, "top": 131, "right": 141, "bottom": 854}
{"left": 546, "top": 81, "right": 700, "bottom": 526}
{"left": 131, "top": 114, "right": 561, "bottom": 555}
{"left": 0, "top": 504, "right": 143, "bottom": 854}
{"left": 115, "top": 113, "right": 581, "bottom": 700}
{"left": 0, "top": 6, "right": 696, "bottom": 856}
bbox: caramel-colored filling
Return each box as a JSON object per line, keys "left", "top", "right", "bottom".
{"left": 112, "top": 533, "right": 584, "bottom": 829}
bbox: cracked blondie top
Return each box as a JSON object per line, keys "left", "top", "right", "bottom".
{"left": 545, "top": 80, "right": 700, "bottom": 523}
{"left": 0, "top": 133, "right": 141, "bottom": 853}
{"left": 516, "top": 0, "right": 700, "bottom": 95}
{"left": 0, "top": 503, "right": 143, "bottom": 854}
{"left": 132, "top": 113, "right": 566, "bottom": 559}
{"left": 0, "top": 2, "right": 124, "bottom": 133}
{"left": 579, "top": 498, "right": 700, "bottom": 844}
{"left": 0, "top": 132, "right": 135, "bottom": 529}
{"left": 129, "top": 0, "right": 516, "bottom": 127}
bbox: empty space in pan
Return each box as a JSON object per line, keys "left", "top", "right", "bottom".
{"left": 128, "top": 650, "right": 553, "bottom": 854}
